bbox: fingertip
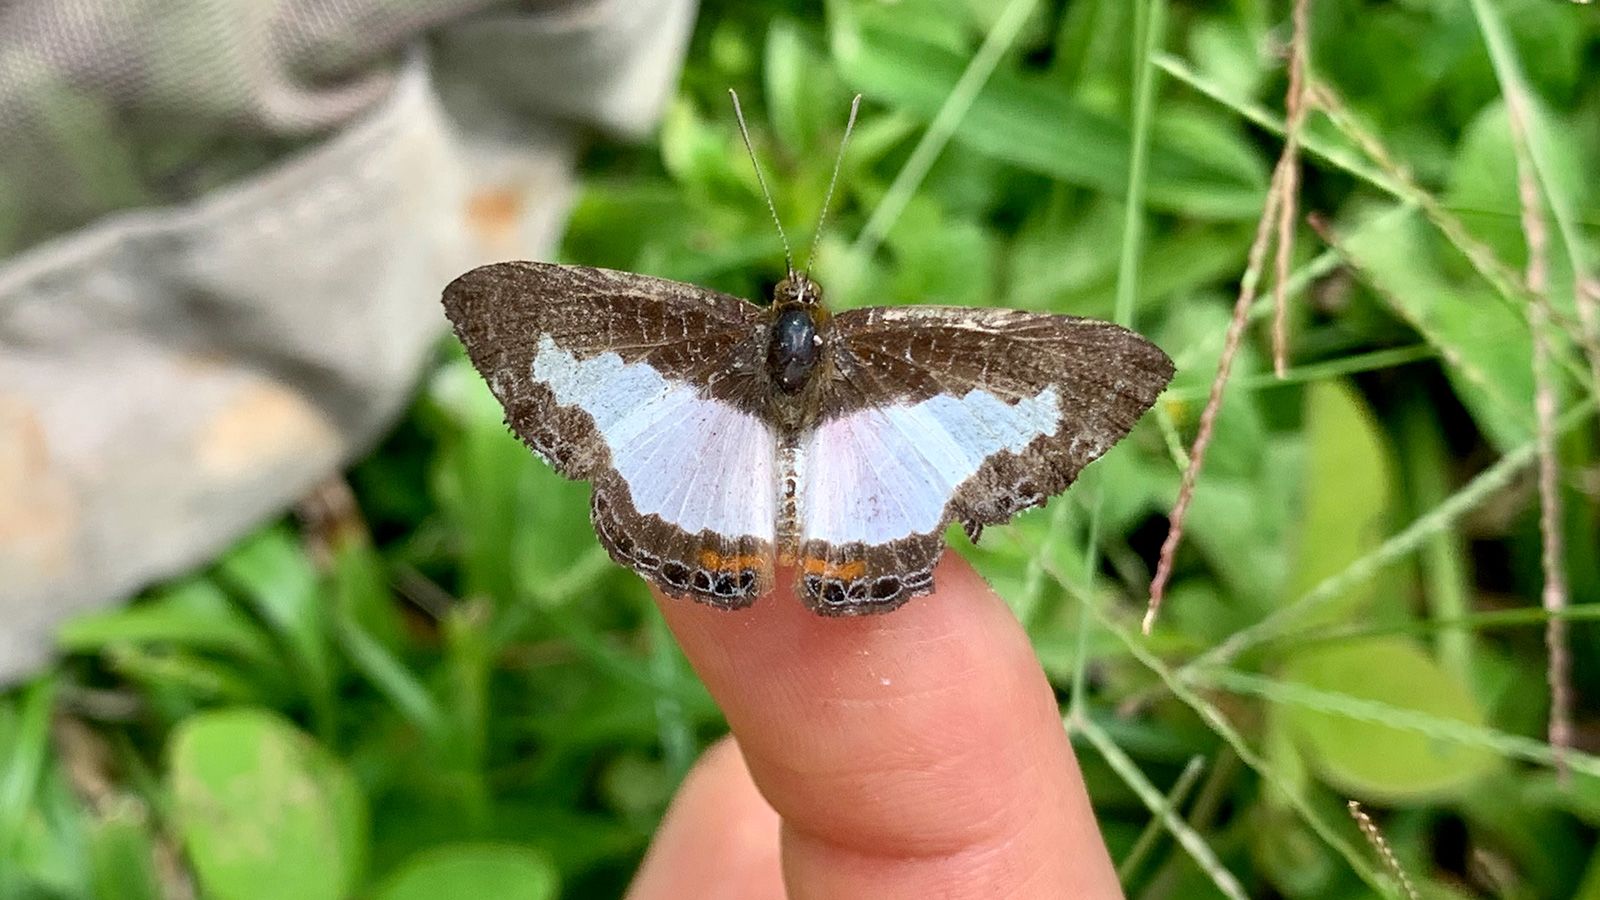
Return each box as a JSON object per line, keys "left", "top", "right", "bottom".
{"left": 627, "top": 737, "right": 784, "bottom": 900}
{"left": 650, "top": 554, "right": 1121, "bottom": 896}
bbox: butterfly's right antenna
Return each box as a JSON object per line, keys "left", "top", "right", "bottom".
{"left": 803, "top": 94, "right": 862, "bottom": 278}
{"left": 729, "top": 89, "right": 795, "bottom": 277}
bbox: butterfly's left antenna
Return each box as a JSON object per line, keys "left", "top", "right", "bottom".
{"left": 804, "top": 94, "right": 862, "bottom": 278}
{"left": 729, "top": 89, "right": 795, "bottom": 277}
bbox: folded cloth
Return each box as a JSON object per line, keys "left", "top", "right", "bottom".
{"left": 0, "top": 0, "right": 696, "bottom": 682}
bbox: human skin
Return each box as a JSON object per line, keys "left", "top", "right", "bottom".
{"left": 626, "top": 555, "right": 1124, "bottom": 900}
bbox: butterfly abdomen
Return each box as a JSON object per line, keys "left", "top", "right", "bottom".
{"left": 776, "top": 442, "right": 805, "bottom": 561}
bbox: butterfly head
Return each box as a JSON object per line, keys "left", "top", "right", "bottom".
{"left": 767, "top": 275, "right": 828, "bottom": 394}
{"left": 773, "top": 273, "right": 824, "bottom": 308}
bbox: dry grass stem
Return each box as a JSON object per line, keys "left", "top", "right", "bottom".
{"left": 1307, "top": 82, "right": 1530, "bottom": 310}
{"left": 1304, "top": 214, "right": 1532, "bottom": 433}
{"left": 1145, "top": 156, "right": 1289, "bottom": 633}
{"left": 1308, "top": 80, "right": 1593, "bottom": 357}
{"left": 1347, "top": 801, "right": 1422, "bottom": 900}
{"left": 1272, "top": 0, "right": 1312, "bottom": 378}
{"left": 1503, "top": 86, "right": 1573, "bottom": 779}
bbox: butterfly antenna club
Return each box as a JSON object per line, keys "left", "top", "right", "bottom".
{"left": 729, "top": 89, "right": 795, "bottom": 277}
{"left": 804, "top": 94, "right": 862, "bottom": 279}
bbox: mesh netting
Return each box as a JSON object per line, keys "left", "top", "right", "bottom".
{"left": 0, "top": 0, "right": 503, "bottom": 254}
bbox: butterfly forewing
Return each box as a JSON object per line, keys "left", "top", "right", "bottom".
{"left": 443, "top": 262, "right": 779, "bottom": 606}
{"left": 792, "top": 306, "right": 1175, "bottom": 615}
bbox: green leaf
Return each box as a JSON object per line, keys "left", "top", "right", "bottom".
{"left": 1007, "top": 194, "right": 1252, "bottom": 316}
{"left": 429, "top": 360, "right": 540, "bottom": 606}
{"left": 105, "top": 645, "right": 265, "bottom": 705}
{"left": 1005, "top": 192, "right": 1123, "bottom": 312}
{"left": 1577, "top": 852, "right": 1600, "bottom": 900}
{"left": 1282, "top": 381, "right": 1395, "bottom": 623}
{"left": 216, "top": 530, "right": 334, "bottom": 707}
{"left": 1180, "top": 461, "right": 1293, "bottom": 614}
{"left": 1186, "top": 13, "right": 1266, "bottom": 100}
{"left": 659, "top": 98, "right": 751, "bottom": 202}
{"left": 1446, "top": 98, "right": 1592, "bottom": 306}
{"left": 0, "top": 679, "right": 55, "bottom": 862}
{"left": 1523, "top": 769, "right": 1600, "bottom": 833}
{"left": 432, "top": 353, "right": 618, "bottom": 611}
{"left": 848, "top": 0, "right": 980, "bottom": 55}
{"left": 374, "top": 845, "right": 558, "bottom": 900}
{"left": 1248, "top": 799, "right": 1340, "bottom": 898}
{"left": 1161, "top": 297, "right": 1271, "bottom": 480}
{"left": 764, "top": 19, "right": 849, "bottom": 156}
{"left": 58, "top": 579, "right": 277, "bottom": 671}
{"left": 88, "top": 799, "right": 164, "bottom": 900}
{"left": 561, "top": 181, "right": 714, "bottom": 275}
{"left": 1279, "top": 638, "right": 1499, "bottom": 803}
{"left": 835, "top": 26, "right": 1268, "bottom": 218}
{"left": 331, "top": 538, "right": 404, "bottom": 651}
{"left": 168, "top": 710, "right": 367, "bottom": 900}
{"left": 1336, "top": 205, "right": 1535, "bottom": 451}
{"left": 883, "top": 195, "right": 997, "bottom": 307}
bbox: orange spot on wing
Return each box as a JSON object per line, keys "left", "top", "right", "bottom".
{"left": 697, "top": 550, "right": 767, "bottom": 573}
{"left": 800, "top": 557, "right": 866, "bottom": 580}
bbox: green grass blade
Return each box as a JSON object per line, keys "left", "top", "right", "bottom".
{"left": 846, "top": 0, "right": 1042, "bottom": 264}
{"left": 1115, "top": 754, "right": 1206, "bottom": 882}
{"left": 1197, "top": 398, "right": 1597, "bottom": 667}
{"left": 333, "top": 614, "right": 445, "bottom": 739}
{"left": 1154, "top": 52, "right": 1400, "bottom": 197}
{"left": 1468, "top": 0, "right": 1597, "bottom": 380}
{"left": 1076, "top": 719, "right": 1247, "bottom": 899}
{"left": 1055, "top": 576, "right": 1391, "bottom": 894}
{"left": 1196, "top": 667, "right": 1600, "bottom": 779}
{"left": 0, "top": 679, "right": 56, "bottom": 861}
{"left": 1114, "top": 0, "right": 1167, "bottom": 329}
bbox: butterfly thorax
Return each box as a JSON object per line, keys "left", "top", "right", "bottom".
{"left": 764, "top": 273, "right": 831, "bottom": 404}
{"left": 766, "top": 274, "right": 831, "bottom": 555}
{"left": 768, "top": 306, "right": 820, "bottom": 391}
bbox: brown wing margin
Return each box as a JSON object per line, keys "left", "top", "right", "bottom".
{"left": 796, "top": 306, "right": 1176, "bottom": 615}
{"left": 441, "top": 261, "right": 776, "bottom": 608}
{"left": 441, "top": 262, "right": 769, "bottom": 474}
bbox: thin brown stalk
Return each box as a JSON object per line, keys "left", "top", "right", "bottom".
{"left": 1304, "top": 214, "right": 1533, "bottom": 435}
{"left": 1504, "top": 86, "right": 1573, "bottom": 779}
{"left": 1310, "top": 75, "right": 1575, "bottom": 767}
{"left": 1308, "top": 83, "right": 1524, "bottom": 304}
{"left": 1272, "top": 0, "right": 1312, "bottom": 377}
{"left": 1347, "top": 801, "right": 1422, "bottom": 900}
{"left": 1312, "top": 78, "right": 1595, "bottom": 382}
{"left": 1144, "top": 157, "right": 1289, "bottom": 633}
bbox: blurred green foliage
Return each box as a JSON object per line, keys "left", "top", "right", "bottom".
{"left": 3, "top": 0, "right": 1600, "bottom": 897}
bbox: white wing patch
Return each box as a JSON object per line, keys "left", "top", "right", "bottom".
{"left": 533, "top": 335, "right": 775, "bottom": 541}
{"left": 800, "top": 386, "right": 1061, "bottom": 545}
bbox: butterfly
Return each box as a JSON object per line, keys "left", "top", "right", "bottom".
{"left": 441, "top": 93, "right": 1175, "bottom": 615}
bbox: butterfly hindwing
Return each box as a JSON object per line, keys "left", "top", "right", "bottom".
{"left": 443, "top": 262, "right": 778, "bottom": 607}
{"left": 793, "top": 306, "right": 1175, "bottom": 615}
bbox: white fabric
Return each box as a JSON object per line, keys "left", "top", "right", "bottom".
{"left": 533, "top": 335, "right": 775, "bottom": 541}
{"left": 801, "top": 387, "right": 1060, "bottom": 545}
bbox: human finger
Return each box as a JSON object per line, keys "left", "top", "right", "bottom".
{"left": 652, "top": 554, "right": 1122, "bottom": 899}
{"left": 626, "top": 736, "right": 785, "bottom": 900}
